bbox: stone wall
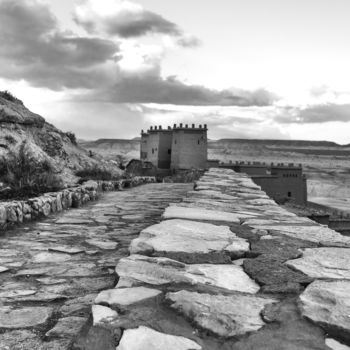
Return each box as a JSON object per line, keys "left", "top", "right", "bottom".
{"left": 89, "top": 168, "right": 350, "bottom": 349}
{"left": 0, "top": 176, "right": 156, "bottom": 229}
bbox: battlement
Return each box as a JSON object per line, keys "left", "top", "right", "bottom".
{"left": 220, "top": 160, "right": 302, "bottom": 170}
{"left": 141, "top": 124, "right": 207, "bottom": 135}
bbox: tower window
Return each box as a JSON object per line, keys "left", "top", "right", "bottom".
{"left": 168, "top": 149, "right": 171, "bottom": 155}
{"left": 288, "top": 191, "right": 292, "bottom": 197}
{"left": 152, "top": 148, "right": 154, "bottom": 154}
{"left": 198, "top": 140, "right": 200, "bottom": 145}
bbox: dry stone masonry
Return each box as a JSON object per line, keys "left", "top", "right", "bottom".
{"left": 0, "top": 177, "right": 156, "bottom": 229}
{"left": 91, "top": 168, "right": 350, "bottom": 349}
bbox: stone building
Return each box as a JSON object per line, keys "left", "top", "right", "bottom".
{"left": 140, "top": 124, "right": 208, "bottom": 171}
{"left": 220, "top": 161, "right": 307, "bottom": 205}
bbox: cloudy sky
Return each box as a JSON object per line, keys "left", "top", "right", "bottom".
{"left": 1, "top": 0, "right": 350, "bottom": 143}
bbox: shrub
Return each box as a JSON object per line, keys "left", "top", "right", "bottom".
{"left": 0, "top": 90, "right": 23, "bottom": 104}
{"left": 75, "top": 165, "right": 118, "bottom": 182}
{"left": 4, "top": 135, "right": 16, "bottom": 145}
{"left": 0, "top": 141, "right": 63, "bottom": 199}
{"left": 65, "top": 131, "right": 77, "bottom": 146}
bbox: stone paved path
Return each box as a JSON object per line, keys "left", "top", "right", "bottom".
{"left": 86, "top": 168, "right": 350, "bottom": 350}
{"left": 0, "top": 183, "right": 192, "bottom": 350}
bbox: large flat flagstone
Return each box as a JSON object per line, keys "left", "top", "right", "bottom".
{"left": 166, "top": 290, "right": 276, "bottom": 337}
{"left": 299, "top": 280, "right": 350, "bottom": 341}
{"left": 116, "top": 326, "right": 201, "bottom": 350}
{"left": 115, "top": 255, "right": 259, "bottom": 293}
{"left": 163, "top": 206, "right": 255, "bottom": 223}
{"left": 130, "top": 219, "right": 249, "bottom": 263}
{"left": 250, "top": 224, "right": 350, "bottom": 246}
{"left": 0, "top": 306, "right": 53, "bottom": 328}
{"left": 92, "top": 305, "right": 118, "bottom": 325}
{"left": 286, "top": 247, "right": 350, "bottom": 280}
{"left": 95, "top": 287, "right": 162, "bottom": 306}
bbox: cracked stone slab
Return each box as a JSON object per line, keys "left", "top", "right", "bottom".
{"left": 250, "top": 224, "right": 350, "bottom": 246}
{"left": 0, "top": 289, "right": 37, "bottom": 298}
{"left": 92, "top": 305, "right": 118, "bottom": 325}
{"left": 166, "top": 290, "right": 276, "bottom": 337}
{"left": 115, "top": 255, "right": 259, "bottom": 293}
{"left": 55, "top": 217, "right": 93, "bottom": 225}
{"left": 86, "top": 239, "right": 118, "bottom": 250}
{"left": 163, "top": 206, "right": 255, "bottom": 223}
{"left": 130, "top": 219, "right": 249, "bottom": 263}
{"left": 299, "top": 280, "right": 350, "bottom": 341}
{"left": 32, "top": 251, "right": 73, "bottom": 263}
{"left": 286, "top": 247, "right": 350, "bottom": 280}
{"left": 95, "top": 287, "right": 162, "bottom": 306}
{"left": 116, "top": 326, "right": 201, "bottom": 350}
{"left": 0, "top": 306, "right": 53, "bottom": 328}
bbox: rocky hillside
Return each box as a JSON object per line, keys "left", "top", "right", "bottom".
{"left": 79, "top": 138, "right": 140, "bottom": 161}
{"left": 0, "top": 92, "right": 121, "bottom": 186}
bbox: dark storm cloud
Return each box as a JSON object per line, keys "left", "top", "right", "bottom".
{"left": 75, "top": 9, "right": 181, "bottom": 38}
{"left": 0, "top": 0, "right": 119, "bottom": 90}
{"left": 275, "top": 104, "right": 350, "bottom": 124}
{"left": 94, "top": 74, "right": 277, "bottom": 106}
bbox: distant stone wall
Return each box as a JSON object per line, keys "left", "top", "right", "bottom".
{"left": 0, "top": 176, "right": 156, "bottom": 230}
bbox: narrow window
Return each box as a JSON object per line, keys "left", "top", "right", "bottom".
{"left": 198, "top": 140, "right": 200, "bottom": 145}
{"left": 288, "top": 191, "right": 292, "bottom": 197}
{"left": 168, "top": 149, "right": 171, "bottom": 155}
{"left": 152, "top": 148, "right": 154, "bottom": 154}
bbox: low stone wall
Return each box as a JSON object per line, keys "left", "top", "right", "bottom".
{"left": 88, "top": 168, "right": 350, "bottom": 349}
{"left": 0, "top": 176, "right": 156, "bottom": 229}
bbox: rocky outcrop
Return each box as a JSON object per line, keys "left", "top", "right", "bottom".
{"left": 0, "top": 94, "right": 121, "bottom": 186}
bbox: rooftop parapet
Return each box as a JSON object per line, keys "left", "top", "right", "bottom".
{"left": 142, "top": 123, "right": 208, "bottom": 134}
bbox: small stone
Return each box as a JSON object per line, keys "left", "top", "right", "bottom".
{"left": 95, "top": 287, "right": 162, "bottom": 306}
{"left": 92, "top": 305, "right": 118, "bottom": 325}
{"left": 116, "top": 326, "right": 201, "bottom": 350}
{"left": 86, "top": 239, "right": 118, "bottom": 250}
{"left": 0, "top": 306, "right": 52, "bottom": 328}
{"left": 0, "top": 266, "right": 9, "bottom": 273}
{"left": 45, "top": 316, "right": 86, "bottom": 339}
